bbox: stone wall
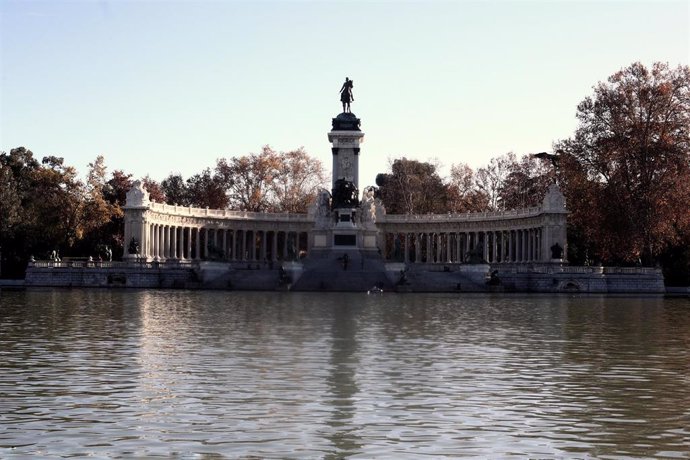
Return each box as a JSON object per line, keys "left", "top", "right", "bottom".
{"left": 493, "top": 264, "right": 665, "bottom": 294}
{"left": 25, "top": 262, "right": 195, "bottom": 289}
{"left": 24, "top": 261, "right": 666, "bottom": 293}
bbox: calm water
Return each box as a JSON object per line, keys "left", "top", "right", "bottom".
{"left": 0, "top": 290, "right": 689, "bottom": 459}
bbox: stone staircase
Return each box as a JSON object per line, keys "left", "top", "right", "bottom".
{"left": 290, "top": 250, "right": 392, "bottom": 292}
{"left": 194, "top": 261, "right": 280, "bottom": 290}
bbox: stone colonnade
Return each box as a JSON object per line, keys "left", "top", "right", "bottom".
{"left": 381, "top": 228, "right": 545, "bottom": 264}
{"left": 143, "top": 225, "right": 307, "bottom": 262}
{"left": 124, "top": 184, "right": 568, "bottom": 265}
{"left": 378, "top": 184, "right": 569, "bottom": 264}
{"left": 123, "top": 201, "right": 312, "bottom": 263}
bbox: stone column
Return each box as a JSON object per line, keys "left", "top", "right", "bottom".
{"left": 162, "top": 226, "right": 168, "bottom": 259}
{"left": 178, "top": 227, "right": 184, "bottom": 259}
{"left": 158, "top": 224, "right": 163, "bottom": 259}
{"left": 193, "top": 228, "right": 199, "bottom": 260}
{"left": 445, "top": 233, "right": 451, "bottom": 262}
{"left": 286, "top": 232, "right": 292, "bottom": 260}
{"left": 154, "top": 225, "right": 160, "bottom": 260}
{"left": 169, "top": 226, "right": 174, "bottom": 259}
{"left": 425, "top": 233, "right": 431, "bottom": 263}
{"left": 272, "top": 231, "right": 278, "bottom": 262}
{"left": 522, "top": 229, "right": 527, "bottom": 262}
{"left": 150, "top": 224, "right": 155, "bottom": 260}
{"left": 434, "top": 233, "right": 439, "bottom": 263}
{"left": 149, "top": 223, "right": 154, "bottom": 260}
{"left": 261, "top": 231, "right": 267, "bottom": 262}
{"left": 404, "top": 233, "right": 410, "bottom": 263}
{"left": 530, "top": 229, "right": 534, "bottom": 262}
{"left": 249, "top": 230, "right": 255, "bottom": 261}
{"left": 185, "top": 227, "right": 191, "bottom": 260}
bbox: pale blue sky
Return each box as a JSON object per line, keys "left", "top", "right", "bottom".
{"left": 1, "top": 0, "right": 688, "bottom": 189}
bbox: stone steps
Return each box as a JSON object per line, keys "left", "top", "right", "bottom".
{"left": 292, "top": 251, "right": 391, "bottom": 292}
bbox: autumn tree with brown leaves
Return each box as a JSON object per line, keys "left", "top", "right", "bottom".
{"left": 446, "top": 163, "right": 490, "bottom": 212}
{"left": 499, "top": 155, "right": 554, "bottom": 210}
{"left": 556, "top": 62, "right": 690, "bottom": 267}
{"left": 216, "top": 146, "right": 326, "bottom": 213}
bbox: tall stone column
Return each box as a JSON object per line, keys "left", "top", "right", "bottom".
{"left": 426, "top": 233, "right": 431, "bottom": 263}
{"left": 282, "top": 232, "right": 289, "bottom": 260}
{"left": 158, "top": 225, "right": 164, "bottom": 260}
{"left": 522, "top": 229, "right": 527, "bottom": 262}
{"left": 171, "top": 226, "right": 176, "bottom": 259}
{"left": 195, "top": 228, "right": 200, "bottom": 260}
{"left": 185, "top": 227, "right": 191, "bottom": 260}
{"left": 150, "top": 223, "right": 155, "bottom": 260}
{"left": 329, "top": 113, "right": 364, "bottom": 192}
{"left": 446, "top": 234, "right": 451, "bottom": 262}
{"left": 150, "top": 225, "right": 156, "bottom": 260}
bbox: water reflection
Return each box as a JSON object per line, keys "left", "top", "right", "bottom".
{"left": 0, "top": 290, "right": 689, "bottom": 458}
{"left": 325, "top": 302, "right": 362, "bottom": 459}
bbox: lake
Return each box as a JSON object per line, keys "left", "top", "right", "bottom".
{"left": 1, "top": 290, "right": 689, "bottom": 458}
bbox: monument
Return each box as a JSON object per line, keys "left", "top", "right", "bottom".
{"left": 308, "top": 79, "right": 384, "bottom": 256}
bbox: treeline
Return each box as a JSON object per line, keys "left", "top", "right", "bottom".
{"left": 1, "top": 62, "right": 689, "bottom": 283}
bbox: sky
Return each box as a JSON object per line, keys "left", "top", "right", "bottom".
{"left": 1, "top": 0, "right": 688, "bottom": 190}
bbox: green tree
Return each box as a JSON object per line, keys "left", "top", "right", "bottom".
{"left": 376, "top": 158, "right": 448, "bottom": 214}
{"left": 0, "top": 148, "right": 84, "bottom": 276}
{"left": 161, "top": 173, "right": 191, "bottom": 206}
{"left": 185, "top": 168, "right": 229, "bottom": 209}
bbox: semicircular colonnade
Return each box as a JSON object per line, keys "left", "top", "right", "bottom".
{"left": 124, "top": 184, "right": 568, "bottom": 265}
